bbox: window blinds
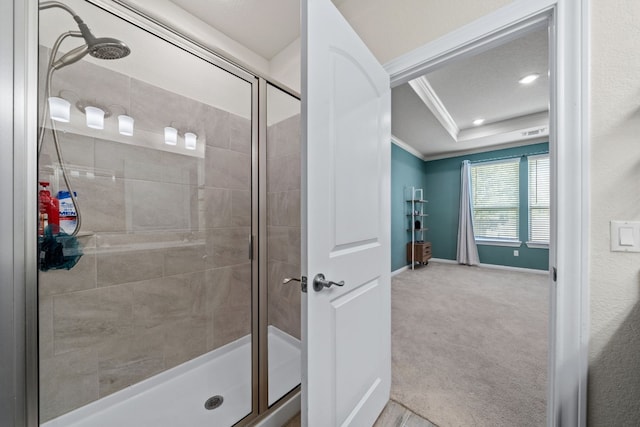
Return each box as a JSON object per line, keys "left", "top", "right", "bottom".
{"left": 470, "top": 158, "right": 520, "bottom": 241}
{"left": 528, "top": 154, "right": 550, "bottom": 244}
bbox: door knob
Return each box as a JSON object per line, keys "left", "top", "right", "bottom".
{"left": 313, "top": 273, "right": 345, "bottom": 292}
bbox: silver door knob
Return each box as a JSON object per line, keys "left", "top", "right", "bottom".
{"left": 313, "top": 273, "right": 345, "bottom": 292}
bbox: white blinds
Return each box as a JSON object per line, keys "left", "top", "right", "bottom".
{"left": 470, "top": 158, "right": 520, "bottom": 240}
{"left": 528, "top": 154, "right": 550, "bottom": 243}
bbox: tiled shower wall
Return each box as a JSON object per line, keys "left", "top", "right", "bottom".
{"left": 38, "top": 48, "right": 252, "bottom": 421}
{"left": 267, "top": 115, "right": 301, "bottom": 340}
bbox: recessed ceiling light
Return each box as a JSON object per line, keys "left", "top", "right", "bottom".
{"left": 473, "top": 118, "right": 485, "bottom": 126}
{"left": 519, "top": 73, "right": 540, "bottom": 84}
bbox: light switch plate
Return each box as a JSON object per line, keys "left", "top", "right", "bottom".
{"left": 619, "top": 227, "right": 634, "bottom": 246}
{"left": 610, "top": 221, "right": 640, "bottom": 252}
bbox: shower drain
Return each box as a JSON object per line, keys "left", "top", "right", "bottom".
{"left": 204, "top": 395, "right": 224, "bottom": 410}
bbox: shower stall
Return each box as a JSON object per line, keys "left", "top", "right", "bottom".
{"left": 36, "top": 1, "right": 301, "bottom": 425}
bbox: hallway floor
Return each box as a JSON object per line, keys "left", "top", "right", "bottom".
{"left": 283, "top": 400, "right": 435, "bottom": 427}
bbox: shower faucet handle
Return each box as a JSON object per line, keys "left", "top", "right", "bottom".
{"left": 283, "top": 276, "right": 308, "bottom": 293}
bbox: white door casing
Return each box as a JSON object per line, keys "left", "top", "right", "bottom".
{"left": 384, "top": 1, "right": 589, "bottom": 426}
{"left": 301, "top": 0, "right": 391, "bottom": 426}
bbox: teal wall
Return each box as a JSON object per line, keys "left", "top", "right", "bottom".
{"left": 422, "top": 142, "right": 549, "bottom": 270}
{"left": 391, "top": 144, "right": 428, "bottom": 271}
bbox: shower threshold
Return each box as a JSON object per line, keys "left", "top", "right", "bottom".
{"left": 41, "top": 326, "right": 301, "bottom": 427}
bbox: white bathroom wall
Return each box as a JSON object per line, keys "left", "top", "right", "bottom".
{"left": 269, "top": 38, "right": 301, "bottom": 93}
{"left": 588, "top": 0, "right": 640, "bottom": 424}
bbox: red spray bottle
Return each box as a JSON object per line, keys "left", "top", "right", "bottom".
{"left": 39, "top": 181, "right": 59, "bottom": 235}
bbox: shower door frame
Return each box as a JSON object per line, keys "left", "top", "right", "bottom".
{"left": 19, "top": 0, "right": 302, "bottom": 425}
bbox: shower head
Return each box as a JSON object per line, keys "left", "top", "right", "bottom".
{"left": 50, "top": 33, "right": 131, "bottom": 70}
{"left": 51, "top": 36, "right": 131, "bottom": 69}
{"left": 74, "top": 16, "right": 131, "bottom": 60}
{"left": 88, "top": 37, "right": 131, "bottom": 60}
{"left": 41, "top": 1, "right": 131, "bottom": 69}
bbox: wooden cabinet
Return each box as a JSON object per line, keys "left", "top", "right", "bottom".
{"left": 406, "top": 241, "right": 432, "bottom": 265}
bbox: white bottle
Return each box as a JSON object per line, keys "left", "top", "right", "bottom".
{"left": 57, "top": 191, "right": 77, "bottom": 234}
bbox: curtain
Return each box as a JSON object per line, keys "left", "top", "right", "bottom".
{"left": 457, "top": 160, "right": 480, "bottom": 265}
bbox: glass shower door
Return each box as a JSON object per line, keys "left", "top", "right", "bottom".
{"left": 37, "top": 1, "right": 255, "bottom": 425}
{"left": 266, "top": 83, "right": 302, "bottom": 406}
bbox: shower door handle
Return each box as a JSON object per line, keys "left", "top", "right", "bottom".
{"left": 312, "top": 273, "right": 344, "bottom": 292}
{"left": 283, "top": 276, "right": 308, "bottom": 293}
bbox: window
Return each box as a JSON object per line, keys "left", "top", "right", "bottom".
{"left": 470, "top": 158, "right": 520, "bottom": 242}
{"left": 528, "top": 154, "right": 550, "bottom": 244}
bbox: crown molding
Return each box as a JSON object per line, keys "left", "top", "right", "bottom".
{"left": 408, "top": 76, "right": 459, "bottom": 140}
{"left": 391, "top": 135, "right": 426, "bottom": 160}
{"left": 421, "top": 136, "right": 548, "bottom": 162}
{"left": 457, "top": 110, "right": 549, "bottom": 142}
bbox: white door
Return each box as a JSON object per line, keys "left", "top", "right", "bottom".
{"left": 301, "top": 0, "right": 391, "bottom": 425}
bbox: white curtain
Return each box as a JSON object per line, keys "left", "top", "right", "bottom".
{"left": 457, "top": 160, "right": 480, "bottom": 265}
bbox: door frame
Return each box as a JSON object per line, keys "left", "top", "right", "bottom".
{"left": 384, "top": 0, "right": 589, "bottom": 426}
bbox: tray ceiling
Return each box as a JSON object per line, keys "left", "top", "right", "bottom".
{"left": 392, "top": 27, "right": 550, "bottom": 158}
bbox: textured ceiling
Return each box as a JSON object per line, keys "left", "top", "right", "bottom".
{"left": 424, "top": 28, "right": 549, "bottom": 130}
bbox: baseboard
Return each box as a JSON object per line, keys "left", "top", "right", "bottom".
{"left": 391, "top": 265, "right": 410, "bottom": 276}
{"left": 430, "top": 258, "right": 458, "bottom": 265}
{"left": 430, "top": 258, "right": 548, "bottom": 275}
{"left": 478, "top": 263, "right": 548, "bottom": 275}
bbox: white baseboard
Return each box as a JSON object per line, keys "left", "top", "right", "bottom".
{"left": 430, "top": 258, "right": 548, "bottom": 275}
{"left": 391, "top": 265, "right": 410, "bottom": 276}
{"left": 430, "top": 258, "right": 458, "bottom": 265}
{"left": 479, "top": 263, "right": 548, "bottom": 275}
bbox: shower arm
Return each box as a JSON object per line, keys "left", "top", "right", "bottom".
{"left": 38, "top": 30, "right": 84, "bottom": 237}
{"left": 39, "top": 1, "right": 98, "bottom": 49}
{"left": 39, "top": 1, "right": 79, "bottom": 17}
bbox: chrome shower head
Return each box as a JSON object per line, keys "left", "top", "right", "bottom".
{"left": 51, "top": 36, "right": 131, "bottom": 69}
{"left": 41, "top": 2, "right": 131, "bottom": 69}
{"left": 88, "top": 37, "right": 131, "bottom": 60}
{"left": 74, "top": 16, "right": 131, "bottom": 60}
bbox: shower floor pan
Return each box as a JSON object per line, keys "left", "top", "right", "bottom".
{"left": 42, "top": 326, "right": 301, "bottom": 427}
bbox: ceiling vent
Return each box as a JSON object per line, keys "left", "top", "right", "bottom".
{"left": 522, "top": 127, "right": 547, "bottom": 137}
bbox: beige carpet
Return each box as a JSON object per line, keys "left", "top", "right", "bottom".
{"left": 391, "top": 262, "right": 548, "bottom": 427}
